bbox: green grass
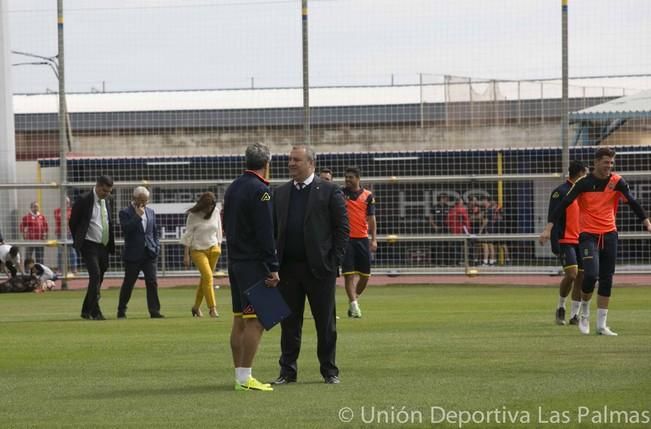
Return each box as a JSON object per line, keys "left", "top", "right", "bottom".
{"left": 1, "top": 285, "right": 650, "bottom": 428}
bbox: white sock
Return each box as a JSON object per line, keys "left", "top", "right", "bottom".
{"left": 570, "top": 300, "right": 581, "bottom": 318}
{"left": 597, "top": 308, "right": 608, "bottom": 330}
{"left": 558, "top": 296, "right": 567, "bottom": 309}
{"left": 235, "top": 367, "right": 252, "bottom": 384}
{"left": 350, "top": 300, "right": 358, "bottom": 308}
{"left": 580, "top": 300, "right": 591, "bottom": 318}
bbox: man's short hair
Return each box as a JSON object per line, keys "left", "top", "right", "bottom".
{"left": 595, "top": 147, "right": 616, "bottom": 159}
{"left": 245, "top": 143, "right": 271, "bottom": 170}
{"left": 9, "top": 246, "right": 19, "bottom": 258}
{"left": 96, "top": 175, "right": 114, "bottom": 187}
{"left": 319, "top": 167, "right": 332, "bottom": 175}
{"left": 568, "top": 160, "right": 585, "bottom": 178}
{"left": 345, "top": 167, "right": 361, "bottom": 178}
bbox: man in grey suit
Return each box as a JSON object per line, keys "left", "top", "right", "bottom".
{"left": 117, "top": 186, "right": 163, "bottom": 319}
{"left": 271, "top": 145, "right": 350, "bottom": 385}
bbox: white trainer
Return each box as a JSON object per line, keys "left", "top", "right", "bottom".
{"left": 578, "top": 316, "right": 590, "bottom": 335}
{"left": 597, "top": 326, "right": 618, "bottom": 336}
{"left": 348, "top": 303, "right": 362, "bottom": 318}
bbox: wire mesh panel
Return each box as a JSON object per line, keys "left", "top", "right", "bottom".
{"left": 2, "top": 0, "right": 651, "bottom": 278}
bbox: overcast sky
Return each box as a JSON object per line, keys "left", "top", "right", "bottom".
{"left": 6, "top": 0, "right": 651, "bottom": 94}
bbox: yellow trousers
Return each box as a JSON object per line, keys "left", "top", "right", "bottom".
{"left": 191, "top": 244, "right": 221, "bottom": 309}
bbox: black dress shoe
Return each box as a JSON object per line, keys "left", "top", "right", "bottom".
{"left": 150, "top": 313, "right": 165, "bottom": 319}
{"left": 92, "top": 312, "right": 106, "bottom": 320}
{"left": 117, "top": 312, "right": 126, "bottom": 319}
{"left": 270, "top": 375, "right": 296, "bottom": 385}
{"left": 324, "top": 375, "right": 340, "bottom": 384}
{"left": 81, "top": 313, "right": 92, "bottom": 320}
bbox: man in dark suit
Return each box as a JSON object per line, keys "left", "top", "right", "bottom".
{"left": 69, "top": 175, "right": 115, "bottom": 320}
{"left": 117, "top": 186, "right": 163, "bottom": 319}
{"left": 272, "top": 145, "right": 350, "bottom": 385}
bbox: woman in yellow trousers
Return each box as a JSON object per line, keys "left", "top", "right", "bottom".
{"left": 180, "top": 192, "right": 223, "bottom": 318}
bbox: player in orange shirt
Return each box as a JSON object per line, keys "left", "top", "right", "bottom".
{"left": 546, "top": 161, "right": 587, "bottom": 326}
{"left": 342, "top": 167, "right": 377, "bottom": 318}
{"left": 540, "top": 148, "right": 651, "bottom": 336}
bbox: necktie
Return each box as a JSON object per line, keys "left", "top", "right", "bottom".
{"left": 296, "top": 182, "right": 305, "bottom": 191}
{"left": 100, "top": 199, "right": 109, "bottom": 246}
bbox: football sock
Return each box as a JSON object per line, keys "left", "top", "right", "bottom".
{"left": 557, "top": 296, "right": 567, "bottom": 309}
{"left": 580, "top": 300, "right": 590, "bottom": 318}
{"left": 597, "top": 308, "right": 608, "bottom": 330}
{"left": 235, "top": 367, "right": 252, "bottom": 384}
{"left": 570, "top": 300, "right": 581, "bottom": 318}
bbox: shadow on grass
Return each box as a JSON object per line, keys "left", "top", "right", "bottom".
{"left": 63, "top": 383, "right": 233, "bottom": 399}
{"left": 63, "top": 379, "right": 332, "bottom": 400}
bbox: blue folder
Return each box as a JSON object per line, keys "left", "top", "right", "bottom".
{"left": 244, "top": 279, "right": 291, "bottom": 331}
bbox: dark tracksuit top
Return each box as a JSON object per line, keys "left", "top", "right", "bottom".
{"left": 548, "top": 179, "right": 580, "bottom": 255}
{"left": 548, "top": 173, "right": 647, "bottom": 236}
{"left": 223, "top": 170, "right": 279, "bottom": 272}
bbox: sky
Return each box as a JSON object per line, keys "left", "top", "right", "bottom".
{"left": 5, "top": 0, "right": 651, "bottom": 94}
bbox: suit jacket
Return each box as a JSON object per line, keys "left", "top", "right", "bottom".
{"left": 119, "top": 205, "right": 160, "bottom": 262}
{"left": 274, "top": 177, "right": 350, "bottom": 279}
{"left": 69, "top": 191, "right": 116, "bottom": 254}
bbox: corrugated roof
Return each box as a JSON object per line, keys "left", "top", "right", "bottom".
{"left": 13, "top": 81, "right": 604, "bottom": 115}
{"left": 569, "top": 89, "right": 651, "bottom": 120}
{"left": 13, "top": 86, "right": 438, "bottom": 114}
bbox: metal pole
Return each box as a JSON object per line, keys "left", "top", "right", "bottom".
{"left": 0, "top": 0, "right": 18, "bottom": 240}
{"left": 561, "top": 0, "right": 569, "bottom": 176}
{"left": 301, "top": 0, "right": 310, "bottom": 145}
{"left": 58, "top": 0, "right": 69, "bottom": 289}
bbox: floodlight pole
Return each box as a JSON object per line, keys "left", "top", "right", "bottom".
{"left": 561, "top": 0, "right": 569, "bottom": 176}
{"left": 302, "top": 0, "right": 310, "bottom": 145}
{"left": 58, "top": 0, "right": 69, "bottom": 288}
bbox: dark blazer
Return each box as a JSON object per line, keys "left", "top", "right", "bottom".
{"left": 119, "top": 205, "right": 160, "bottom": 262}
{"left": 69, "top": 191, "right": 116, "bottom": 254}
{"left": 274, "top": 177, "right": 350, "bottom": 279}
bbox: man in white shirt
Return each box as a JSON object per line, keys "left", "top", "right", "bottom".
{"left": 25, "top": 258, "right": 57, "bottom": 291}
{"left": 69, "top": 175, "right": 115, "bottom": 320}
{"left": 0, "top": 244, "right": 24, "bottom": 278}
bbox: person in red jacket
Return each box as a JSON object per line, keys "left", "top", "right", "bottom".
{"left": 540, "top": 148, "right": 651, "bottom": 336}
{"left": 19, "top": 202, "right": 49, "bottom": 269}
{"left": 447, "top": 198, "right": 470, "bottom": 265}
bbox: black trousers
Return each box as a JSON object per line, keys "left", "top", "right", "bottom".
{"left": 579, "top": 231, "right": 618, "bottom": 297}
{"left": 117, "top": 256, "right": 160, "bottom": 315}
{"left": 278, "top": 260, "right": 338, "bottom": 379}
{"left": 4, "top": 261, "right": 18, "bottom": 278}
{"left": 80, "top": 240, "right": 109, "bottom": 317}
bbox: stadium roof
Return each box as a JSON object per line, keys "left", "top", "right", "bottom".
{"left": 569, "top": 89, "right": 651, "bottom": 121}
{"left": 13, "top": 82, "right": 619, "bottom": 115}
{"left": 14, "top": 86, "right": 440, "bottom": 114}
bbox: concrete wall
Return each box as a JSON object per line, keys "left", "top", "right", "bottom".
{"left": 67, "top": 123, "right": 566, "bottom": 157}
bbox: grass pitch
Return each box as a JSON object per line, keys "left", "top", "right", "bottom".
{"left": 1, "top": 284, "right": 650, "bottom": 428}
